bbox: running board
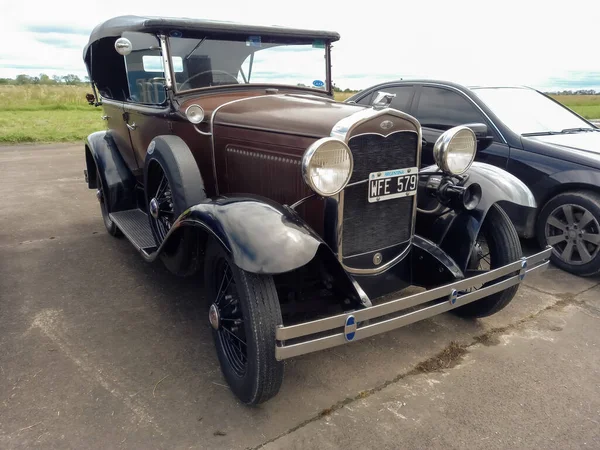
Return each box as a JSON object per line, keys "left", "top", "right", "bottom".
{"left": 109, "top": 209, "right": 157, "bottom": 255}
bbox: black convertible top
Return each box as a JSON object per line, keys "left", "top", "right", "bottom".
{"left": 84, "top": 15, "right": 340, "bottom": 58}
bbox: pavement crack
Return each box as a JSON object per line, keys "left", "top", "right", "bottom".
{"left": 254, "top": 283, "right": 598, "bottom": 449}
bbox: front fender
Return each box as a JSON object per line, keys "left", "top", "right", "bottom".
{"left": 417, "top": 162, "right": 536, "bottom": 271}
{"left": 85, "top": 131, "right": 136, "bottom": 213}
{"left": 155, "top": 195, "right": 323, "bottom": 274}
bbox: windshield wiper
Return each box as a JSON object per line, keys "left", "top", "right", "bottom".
{"left": 523, "top": 127, "right": 599, "bottom": 137}
{"left": 522, "top": 131, "right": 561, "bottom": 137}
{"left": 561, "top": 127, "right": 598, "bottom": 133}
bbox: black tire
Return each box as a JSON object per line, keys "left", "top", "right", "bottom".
{"left": 96, "top": 168, "right": 122, "bottom": 237}
{"left": 453, "top": 204, "right": 522, "bottom": 318}
{"left": 536, "top": 190, "right": 600, "bottom": 277}
{"left": 144, "top": 136, "right": 206, "bottom": 276}
{"left": 204, "top": 239, "right": 284, "bottom": 405}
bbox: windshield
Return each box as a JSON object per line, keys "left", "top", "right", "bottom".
{"left": 167, "top": 35, "right": 328, "bottom": 92}
{"left": 471, "top": 87, "right": 593, "bottom": 135}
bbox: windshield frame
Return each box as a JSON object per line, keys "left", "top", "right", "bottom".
{"left": 471, "top": 86, "right": 596, "bottom": 136}
{"left": 164, "top": 34, "right": 334, "bottom": 97}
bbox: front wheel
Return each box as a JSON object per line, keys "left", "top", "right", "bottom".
{"left": 204, "top": 240, "right": 284, "bottom": 405}
{"left": 537, "top": 191, "right": 600, "bottom": 277}
{"left": 453, "top": 204, "right": 522, "bottom": 318}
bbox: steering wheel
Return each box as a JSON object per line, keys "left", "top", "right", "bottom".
{"left": 179, "top": 70, "right": 239, "bottom": 90}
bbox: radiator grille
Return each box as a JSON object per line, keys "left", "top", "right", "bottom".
{"left": 342, "top": 132, "right": 418, "bottom": 257}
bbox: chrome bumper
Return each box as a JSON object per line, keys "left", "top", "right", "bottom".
{"left": 275, "top": 246, "right": 552, "bottom": 360}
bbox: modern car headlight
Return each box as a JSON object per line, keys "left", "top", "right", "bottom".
{"left": 302, "top": 137, "right": 353, "bottom": 196}
{"left": 433, "top": 126, "right": 477, "bottom": 175}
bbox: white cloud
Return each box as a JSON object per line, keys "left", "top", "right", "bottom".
{"left": 0, "top": 0, "right": 598, "bottom": 90}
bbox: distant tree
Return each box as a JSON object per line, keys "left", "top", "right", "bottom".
{"left": 15, "top": 74, "right": 32, "bottom": 85}
{"left": 52, "top": 75, "right": 62, "bottom": 84}
{"left": 39, "top": 73, "right": 52, "bottom": 84}
{"left": 62, "top": 74, "right": 81, "bottom": 85}
{"left": 84, "top": 75, "right": 90, "bottom": 83}
{"left": 0, "top": 78, "right": 11, "bottom": 85}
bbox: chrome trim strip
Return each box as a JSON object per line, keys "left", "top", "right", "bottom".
{"left": 209, "top": 95, "right": 276, "bottom": 195}
{"left": 421, "top": 82, "right": 507, "bottom": 145}
{"left": 275, "top": 247, "right": 551, "bottom": 359}
{"left": 330, "top": 107, "right": 422, "bottom": 274}
{"left": 159, "top": 35, "right": 172, "bottom": 89}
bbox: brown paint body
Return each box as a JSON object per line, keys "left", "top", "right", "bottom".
{"left": 109, "top": 88, "right": 418, "bottom": 241}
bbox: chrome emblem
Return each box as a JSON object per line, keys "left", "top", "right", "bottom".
{"left": 449, "top": 289, "right": 458, "bottom": 305}
{"left": 344, "top": 315, "right": 357, "bottom": 342}
{"left": 373, "top": 252, "right": 382, "bottom": 265}
{"left": 380, "top": 120, "right": 394, "bottom": 130}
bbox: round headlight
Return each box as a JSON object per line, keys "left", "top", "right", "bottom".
{"left": 185, "top": 104, "right": 205, "bottom": 124}
{"left": 302, "top": 137, "right": 353, "bottom": 197}
{"left": 433, "top": 126, "right": 477, "bottom": 175}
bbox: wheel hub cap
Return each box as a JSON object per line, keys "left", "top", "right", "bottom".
{"left": 149, "top": 198, "right": 159, "bottom": 219}
{"left": 209, "top": 303, "right": 220, "bottom": 330}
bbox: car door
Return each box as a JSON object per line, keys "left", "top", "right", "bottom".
{"left": 100, "top": 99, "right": 139, "bottom": 172}
{"left": 121, "top": 32, "right": 172, "bottom": 173}
{"left": 412, "top": 85, "right": 510, "bottom": 169}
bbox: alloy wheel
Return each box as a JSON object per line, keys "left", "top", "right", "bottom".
{"left": 545, "top": 204, "right": 600, "bottom": 266}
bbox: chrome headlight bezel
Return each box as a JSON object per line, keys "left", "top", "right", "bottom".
{"left": 185, "top": 104, "right": 205, "bottom": 124}
{"left": 433, "top": 125, "right": 477, "bottom": 175}
{"left": 302, "top": 137, "right": 354, "bottom": 197}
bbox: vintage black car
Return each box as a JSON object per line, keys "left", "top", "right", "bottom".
{"left": 82, "top": 16, "right": 551, "bottom": 404}
{"left": 348, "top": 80, "right": 600, "bottom": 276}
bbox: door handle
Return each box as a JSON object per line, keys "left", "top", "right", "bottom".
{"left": 126, "top": 122, "right": 137, "bottom": 131}
{"left": 101, "top": 115, "right": 110, "bottom": 120}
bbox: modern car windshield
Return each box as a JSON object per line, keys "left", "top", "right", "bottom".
{"left": 167, "top": 35, "right": 328, "bottom": 92}
{"left": 471, "top": 87, "right": 593, "bottom": 135}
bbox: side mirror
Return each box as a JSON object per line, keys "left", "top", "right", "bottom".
{"left": 85, "top": 93, "right": 96, "bottom": 105}
{"left": 463, "top": 123, "right": 489, "bottom": 140}
{"left": 372, "top": 91, "right": 396, "bottom": 109}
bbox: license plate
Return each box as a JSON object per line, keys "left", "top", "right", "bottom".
{"left": 368, "top": 167, "right": 418, "bottom": 203}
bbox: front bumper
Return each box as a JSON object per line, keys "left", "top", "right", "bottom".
{"left": 275, "top": 246, "right": 552, "bottom": 360}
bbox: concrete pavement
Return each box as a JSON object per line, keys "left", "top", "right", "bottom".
{"left": 1, "top": 143, "right": 598, "bottom": 449}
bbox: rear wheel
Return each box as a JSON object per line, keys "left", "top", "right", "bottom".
{"left": 204, "top": 240, "right": 284, "bottom": 405}
{"left": 537, "top": 191, "right": 600, "bottom": 277}
{"left": 96, "top": 168, "right": 121, "bottom": 237}
{"left": 144, "top": 136, "right": 206, "bottom": 276}
{"left": 453, "top": 204, "right": 522, "bottom": 318}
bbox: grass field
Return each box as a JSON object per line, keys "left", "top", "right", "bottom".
{"left": 0, "top": 85, "right": 104, "bottom": 144}
{"left": 0, "top": 85, "right": 598, "bottom": 144}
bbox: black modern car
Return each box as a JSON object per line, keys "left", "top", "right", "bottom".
{"left": 348, "top": 81, "right": 600, "bottom": 277}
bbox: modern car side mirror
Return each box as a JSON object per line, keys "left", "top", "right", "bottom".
{"left": 463, "top": 123, "right": 489, "bottom": 139}
{"left": 372, "top": 91, "right": 396, "bottom": 109}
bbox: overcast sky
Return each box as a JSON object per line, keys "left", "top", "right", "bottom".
{"left": 0, "top": 0, "right": 598, "bottom": 91}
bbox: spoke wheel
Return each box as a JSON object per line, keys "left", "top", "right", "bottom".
{"left": 147, "top": 164, "right": 175, "bottom": 244}
{"left": 545, "top": 203, "right": 600, "bottom": 266}
{"left": 204, "top": 240, "right": 283, "bottom": 405}
{"left": 454, "top": 204, "right": 521, "bottom": 318}
{"left": 210, "top": 259, "right": 248, "bottom": 377}
{"left": 96, "top": 168, "right": 121, "bottom": 236}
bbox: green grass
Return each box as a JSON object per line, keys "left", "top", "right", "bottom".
{"left": 0, "top": 109, "right": 105, "bottom": 143}
{"left": 0, "top": 85, "right": 104, "bottom": 143}
{"left": 0, "top": 85, "right": 598, "bottom": 144}
{"left": 550, "top": 94, "right": 600, "bottom": 120}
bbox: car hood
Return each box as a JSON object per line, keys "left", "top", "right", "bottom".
{"left": 522, "top": 132, "right": 600, "bottom": 169}
{"left": 213, "top": 93, "right": 366, "bottom": 138}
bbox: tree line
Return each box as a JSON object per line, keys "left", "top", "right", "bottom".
{"left": 0, "top": 74, "right": 89, "bottom": 86}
